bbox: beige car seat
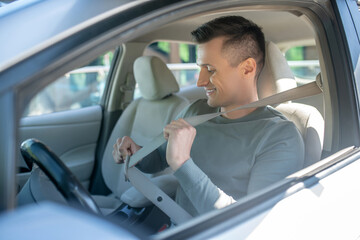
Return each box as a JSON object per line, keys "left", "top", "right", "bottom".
{"left": 258, "top": 41, "right": 324, "bottom": 167}
{"left": 93, "top": 56, "right": 189, "bottom": 213}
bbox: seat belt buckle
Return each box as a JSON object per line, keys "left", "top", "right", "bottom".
{"left": 124, "top": 155, "right": 131, "bottom": 182}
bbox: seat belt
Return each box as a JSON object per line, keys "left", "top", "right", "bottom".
{"left": 124, "top": 80, "right": 322, "bottom": 225}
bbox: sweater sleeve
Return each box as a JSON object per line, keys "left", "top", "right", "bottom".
{"left": 174, "top": 158, "right": 236, "bottom": 215}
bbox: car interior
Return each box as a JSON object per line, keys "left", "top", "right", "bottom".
{"left": 16, "top": 6, "right": 332, "bottom": 234}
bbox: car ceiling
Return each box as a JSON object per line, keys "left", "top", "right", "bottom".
{"left": 134, "top": 10, "right": 314, "bottom": 48}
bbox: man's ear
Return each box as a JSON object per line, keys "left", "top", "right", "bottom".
{"left": 239, "top": 58, "right": 257, "bottom": 78}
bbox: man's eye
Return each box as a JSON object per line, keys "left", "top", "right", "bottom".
{"left": 207, "top": 67, "right": 216, "bottom": 73}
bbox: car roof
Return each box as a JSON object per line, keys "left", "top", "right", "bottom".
{"left": 0, "top": 0, "right": 133, "bottom": 72}
{"left": 134, "top": 10, "right": 314, "bottom": 48}
{"left": 0, "top": 0, "right": 315, "bottom": 73}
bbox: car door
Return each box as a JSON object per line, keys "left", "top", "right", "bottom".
{"left": 16, "top": 50, "right": 116, "bottom": 190}
{"left": 155, "top": 1, "right": 360, "bottom": 239}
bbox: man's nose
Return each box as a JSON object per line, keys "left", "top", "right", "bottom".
{"left": 197, "top": 69, "right": 210, "bottom": 87}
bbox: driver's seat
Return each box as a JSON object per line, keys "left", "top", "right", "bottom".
{"left": 92, "top": 56, "right": 189, "bottom": 213}
{"left": 257, "top": 41, "right": 324, "bottom": 167}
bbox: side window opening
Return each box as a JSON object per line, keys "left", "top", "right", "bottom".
{"left": 136, "top": 42, "right": 321, "bottom": 99}
{"left": 285, "top": 45, "right": 320, "bottom": 85}
{"left": 284, "top": 45, "right": 324, "bottom": 117}
{"left": 23, "top": 50, "right": 115, "bottom": 117}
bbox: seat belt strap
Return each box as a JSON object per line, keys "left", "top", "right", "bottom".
{"left": 124, "top": 157, "right": 192, "bottom": 224}
{"left": 129, "top": 81, "right": 322, "bottom": 167}
{"left": 124, "top": 80, "right": 322, "bottom": 225}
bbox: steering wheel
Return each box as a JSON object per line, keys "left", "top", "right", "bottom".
{"left": 20, "top": 138, "right": 101, "bottom": 214}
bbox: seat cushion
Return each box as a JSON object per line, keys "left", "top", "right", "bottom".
{"left": 92, "top": 194, "right": 123, "bottom": 215}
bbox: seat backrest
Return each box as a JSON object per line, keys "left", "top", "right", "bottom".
{"left": 276, "top": 101, "right": 324, "bottom": 167}
{"left": 257, "top": 42, "right": 324, "bottom": 167}
{"left": 257, "top": 42, "right": 297, "bottom": 99}
{"left": 101, "top": 56, "right": 189, "bottom": 197}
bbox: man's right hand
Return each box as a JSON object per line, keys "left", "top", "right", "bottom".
{"left": 112, "top": 136, "right": 142, "bottom": 164}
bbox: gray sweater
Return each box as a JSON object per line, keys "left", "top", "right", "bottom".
{"left": 138, "top": 99, "right": 304, "bottom": 216}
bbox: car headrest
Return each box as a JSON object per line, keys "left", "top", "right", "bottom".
{"left": 134, "top": 56, "right": 180, "bottom": 100}
{"left": 257, "top": 42, "right": 297, "bottom": 99}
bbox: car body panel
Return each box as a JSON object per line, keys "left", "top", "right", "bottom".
{"left": 0, "top": 202, "right": 141, "bottom": 239}
{"left": 157, "top": 147, "right": 360, "bottom": 239}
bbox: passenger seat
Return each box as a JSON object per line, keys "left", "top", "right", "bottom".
{"left": 93, "top": 56, "right": 189, "bottom": 213}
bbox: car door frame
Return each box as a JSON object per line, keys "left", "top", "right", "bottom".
{"left": 1, "top": 1, "right": 359, "bottom": 237}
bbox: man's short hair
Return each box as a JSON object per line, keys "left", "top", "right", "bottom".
{"left": 191, "top": 16, "right": 265, "bottom": 79}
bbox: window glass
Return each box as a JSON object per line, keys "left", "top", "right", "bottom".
{"left": 23, "top": 50, "right": 115, "bottom": 116}
{"left": 285, "top": 46, "right": 320, "bottom": 85}
{"left": 137, "top": 42, "right": 321, "bottom": 99}
{"left": 134, "top": 41, "right": 199, "bottom": 98}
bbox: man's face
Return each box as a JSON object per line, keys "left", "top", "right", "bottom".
{"left": 196, "top": 37, "right": 256, "bottom": 110}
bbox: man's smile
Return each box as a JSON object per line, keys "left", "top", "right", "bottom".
{"left": 206, "top": 88, "right": 216, "bottom": 96}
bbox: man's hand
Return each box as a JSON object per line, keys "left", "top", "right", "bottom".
{"left": 163, "top": 119, "right": 196, "bottom": 171}
{"left": 112, "top": 136, "right": 142, "bottom": 164}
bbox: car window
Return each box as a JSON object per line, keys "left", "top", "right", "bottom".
{"left": 135, "top": 42, "right": 320, "bottom": 99}
{"left": 134, "top": 41, "right": 199, "bottom": 98}
{"left": 285, "top": 45, "right": 320, "bottom": 86}
{"left": 23, "top": 50, "right": 115, "bottom": 117}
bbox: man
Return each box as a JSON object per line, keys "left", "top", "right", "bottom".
{"left": 113, "top": 16, "right": 304, "bottom": 217}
